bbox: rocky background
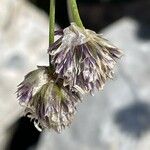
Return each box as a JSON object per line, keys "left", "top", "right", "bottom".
{"left": 0, "top": 0, "right": 150, "bottom": 150}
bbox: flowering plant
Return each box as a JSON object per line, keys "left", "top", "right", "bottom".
{"left": 17, "top": 0, "right": 122, "bottom": 132}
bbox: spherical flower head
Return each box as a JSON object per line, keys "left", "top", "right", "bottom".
{"left": 17, "top": 66, "right": 81, "bottom": 133}
{"left": 48, "top": 23, "right": 123, "bottom": 94}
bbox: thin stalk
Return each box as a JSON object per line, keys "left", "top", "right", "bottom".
{"left": 67, "top": 0, "right": 73, "bottom": 22}
{"left": 49, "top": 0, "right": 55, "bottom": 45}
{"left": 69, "top": 0, "right": 84, "bottom": 28}
{"left": 49, "top": 0, "right": 55, "bottom": 65}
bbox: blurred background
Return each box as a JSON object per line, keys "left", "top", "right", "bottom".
{"left": 0, "top": 0, "right": 150, "bottom": 150}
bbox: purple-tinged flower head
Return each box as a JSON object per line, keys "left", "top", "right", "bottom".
{"left": 17, "top": 66, "right": 49, "bottom": 104}
{"left": 48, "top": 23, "right": 123, "bottom": 94}
{"left": 17, "top": 66, "right": 81, "bottom": 133}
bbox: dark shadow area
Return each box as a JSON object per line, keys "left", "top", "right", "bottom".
{"left": 137, "top": 24, "right": 150, "bottom": 40}
{"left": 29, "top": 0, "right": 69, "bottom": 28}
{"left": 125, "top": 0, "right": 150, "bottom": 40}
{"left": 115, "top": 102, "right": 150, "bottom": 138}
{"left": 28, "top": 0, "right": 150, "bottom": 39}
{"left": 6, "top": 117, "right": 41, "bottom": 150}
{"left": 28, "top": 0, "right": 128, "bottom": 31}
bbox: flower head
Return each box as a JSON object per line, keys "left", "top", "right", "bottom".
{"left": 48, "top": 23, "right": 122, "bottom": 94}
{"left": 17, "top": 66, "right": 81, "bottom": 132}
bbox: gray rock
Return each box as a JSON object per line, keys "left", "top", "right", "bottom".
{"left": 0, "top": 0, "right": 150, "bottom": 149}
{"left": 36, "top": 18, "right": 150, "bottom": 150}
{"left": 0, "top": 0, "right": 49, "bottom": 149}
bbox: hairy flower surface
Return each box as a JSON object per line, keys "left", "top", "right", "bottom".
{"left": 48, "top": 23, "right": 122, "bottom": 94}
{"left": 17, "top": 66, "right": 81, "bottom": 132}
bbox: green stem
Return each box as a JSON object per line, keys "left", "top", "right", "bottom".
{"left": 49, "top": 0, "right": 55, "bottom": 45}
{"left": 49, "top": 0, "right": 55, "bottom": 66}
{"left": 67, "top": 0, "right": 73, "bottom": 22}
{"left": 69, "top": 0, "right": 84, "bottom": 28}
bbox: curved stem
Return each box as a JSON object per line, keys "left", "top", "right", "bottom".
{"left": 69, "top": 0, "right": 84, "bottom": 28}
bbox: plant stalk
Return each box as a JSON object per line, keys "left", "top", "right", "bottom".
{"left": 49, "top": 0, "right": 55, "bottom": 65}
{"left": 69, "top": 0, "right": 84, "bottom": 28}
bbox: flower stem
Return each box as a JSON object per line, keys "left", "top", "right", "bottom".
{"left": 67, "top": 0, "right": 73, "bottom": 22}
{"left": 69, "top": 0, "right": 84, "bottom": 28}
{"left": 49, "top": 0, "right": 55, "bottom": 45}
{"left": 49, "top": 0, "right": 55, "bottom": 65}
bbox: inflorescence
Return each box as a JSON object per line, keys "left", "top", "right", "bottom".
{"left": 17, "top": 0, "right": 122, "bottom": 133}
